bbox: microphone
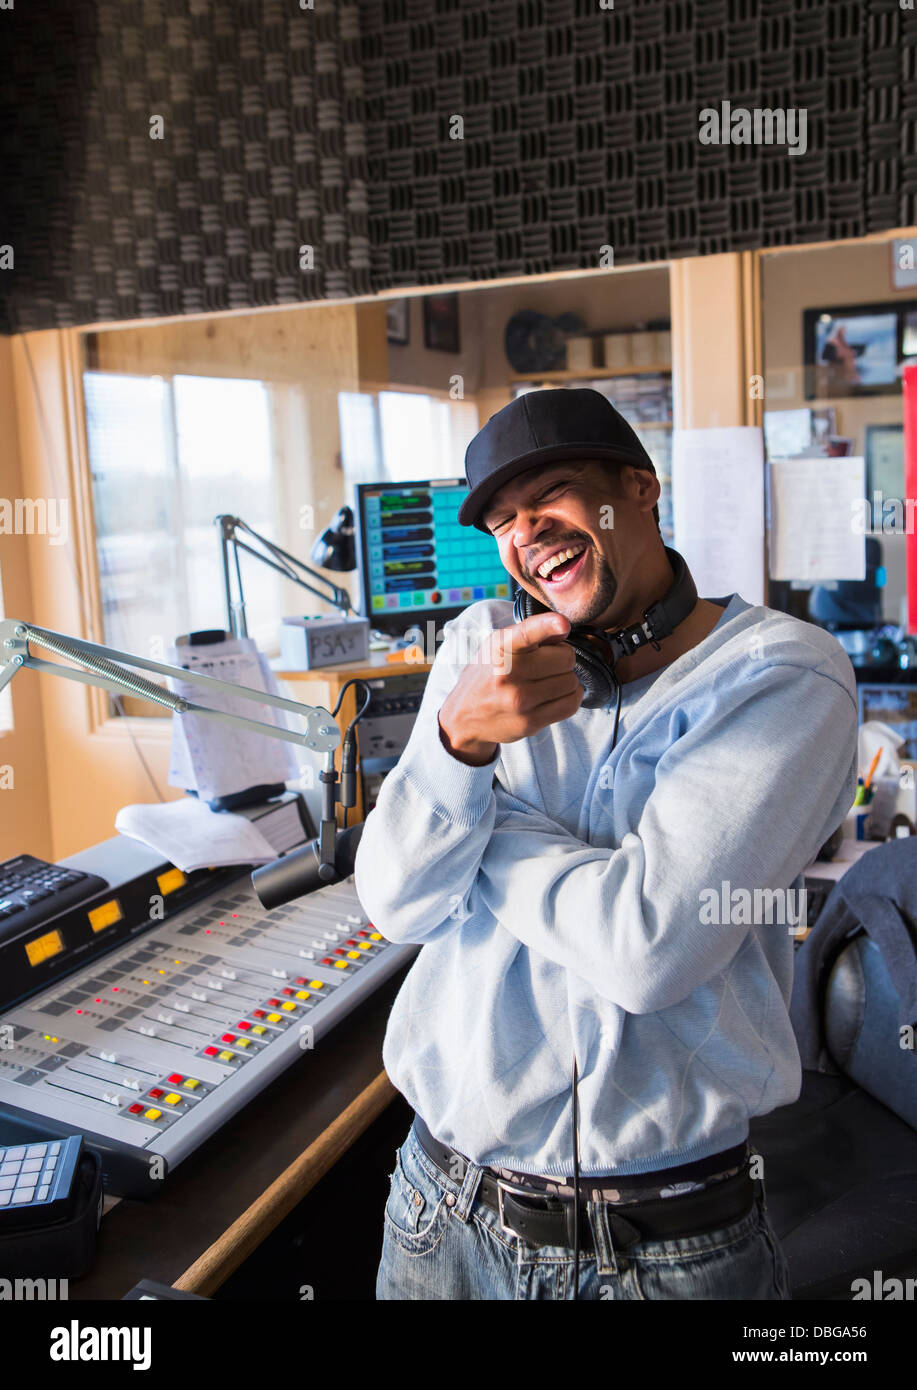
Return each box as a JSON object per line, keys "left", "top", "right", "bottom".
{"left": 251, "top": 822, "right": 364, "bottom": 910}
{"left": 341, "top": 727, "right": 358, "bottom": 809}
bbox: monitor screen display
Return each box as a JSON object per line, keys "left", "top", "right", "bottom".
{"left": 356, "top": 478, "right": 511, "bottom": 631}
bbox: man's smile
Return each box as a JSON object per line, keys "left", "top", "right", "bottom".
{"left": 534, "top": 542, "right": 588, "bottom": 580}
{"left": 533, "top": 544, "right": 591, "bottom": 596}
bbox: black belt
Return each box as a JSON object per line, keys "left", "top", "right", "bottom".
{"left": 413, "top": 1114, "right": 757, "bottom": 1254}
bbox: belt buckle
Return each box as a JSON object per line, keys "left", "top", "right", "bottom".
{"left": 496, "top": 1177, "right": 545, "bottom": 1238}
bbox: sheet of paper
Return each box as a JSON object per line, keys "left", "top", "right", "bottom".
{"left": 167, "top": 711, "right": 195, "bottom": 787}
{"left": 767, "top": 456, "right": 866, "bottom": 581}
{"left": 115, "top": 798, "right": 280, "bottom": 872}
{"left": 672, "top": 427, "right": 765, "bottom": 605}
{"left": 166, "top": 635, "right": 301, "bottom": 800}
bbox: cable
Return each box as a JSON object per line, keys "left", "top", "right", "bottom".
{"left": 329, "top": 677, "right": 371, "bottom": 825}
{"left": 572, "top": 1055, "right": 581, "bottom": 1294}
{"left": 571, "top": 666, "right": 622, "bottom": 1301}
{"left": 609, "top": 666, "right": 623, "bottom": 752}
{"left": 332, "top": 676, "right": 372, "bottom": 739}
{"left": 330, "top": 676, "right": 368, "bottom": 721}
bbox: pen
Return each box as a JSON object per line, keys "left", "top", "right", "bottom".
{"left": 863, "top": 747, "right": 883, "bottom": 793}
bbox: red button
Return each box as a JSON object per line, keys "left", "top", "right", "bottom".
{"left": 282, "top": 987, "right": 294, "bottom": 996}
{"left": 295, "top": 977, "right": 307, "bottom": 986}
{"left": 357, "top": 930, "right": 368, "bottom": 938}
{"left": 128, "top": 1103, "right": 144, "bottom": 1114}
{"left": 168, "top": 1073, "right": 182, "bottom": 1084}
{"left": 252, "top": 1009, "right": 266, "bottom": 1019}
{"left": 149, "top": 1088, "right": 164, "bottom": 1099}
{"left": 204, "top": 1046, "right": 219, "bottom": 1056}
{"left": 334, "top": 948, "right": 346, "bottom": 956}
{"left": 345, "top": 939, "right": 357, "bottom": 946}
{"left": 322, "top": 957, "right": 334, "bottom": 965}
{"left": 268, "top": 998, "right": 281, "bottom": 1007}
{"left": 237, "top": 1020, "right": 251, "bottom": 1031}
{"left": 221, "top": 1033, "right": 236, "bottom": 1044}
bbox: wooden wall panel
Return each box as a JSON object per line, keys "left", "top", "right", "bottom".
{"left": 0, "top": 335, "right": 53, "bottom": 860}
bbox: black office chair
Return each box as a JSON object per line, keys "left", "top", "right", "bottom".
{"left": 749, "top": 839, "right": 917, "bottom": 1299}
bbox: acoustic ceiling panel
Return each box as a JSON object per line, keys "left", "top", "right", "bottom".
{"left": 0, "top": 0, "right": 912, "bottom": 333}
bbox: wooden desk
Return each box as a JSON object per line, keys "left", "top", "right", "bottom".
{"left": 68, "top": 964, "right": 411, "bottom": 1299}
{"left": 276, "top": 650, "right": 433, "bottom": 822}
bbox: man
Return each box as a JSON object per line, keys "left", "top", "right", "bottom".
{"left": 354, "top": 387, "right": 858, "bottom": 1301}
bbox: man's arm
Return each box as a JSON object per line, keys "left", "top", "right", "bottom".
{"left": 352, "top": 618, "right": 500, "bottom": 945}
{"left": 353, "top": 604, "right": 583, "bottom": 944}
{"left": 472, "top": 663, "right": 858, "bottom": 1014}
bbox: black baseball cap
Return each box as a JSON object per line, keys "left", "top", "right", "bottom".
{"left": 458, "top": 387, "right": 657, "bottom": 533}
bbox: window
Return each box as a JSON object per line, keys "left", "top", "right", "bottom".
{"left": 761, "top": 240, "right": 912, "bottom": 630}
{"left": 338, "top": 390, "right": 477, "bottom": 486}
{"left": 83, "top": 373, "right": 281, "bottom": 667}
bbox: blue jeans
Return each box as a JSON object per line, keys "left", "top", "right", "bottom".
{"left": 376, "top": 1119, "right": 792, "bottom": 1300}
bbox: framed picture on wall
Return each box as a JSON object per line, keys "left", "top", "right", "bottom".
{"left": 803, "top": 301, "right": 917, "bottom": 399}
{"left": 386, "top": 298, "right": 410, "bottom": 346}
{"left": 422, "top": 293, "right": 460, "bottom": 353}
{"left": 865, "top": 423, "right": 905, "bottom": 527}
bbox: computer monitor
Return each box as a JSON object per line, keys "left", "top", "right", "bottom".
{"left": 354, "top": 477, "right": 512, "bottom": 638}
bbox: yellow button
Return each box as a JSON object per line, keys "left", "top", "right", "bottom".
{"left": 281, "top": 1001, "right": 296, "bottom": 1011}
{"left": 218, "top": 1050, "right": 234, "bottom": 1062}
{"left": 295, "top": 990, "right": 311, "bottom": 1000}
{"left": 346, "top": 950, "right": 361, "bottom": 959}
{"left": 163, "top": 1092, "right": 181, "bottom": 1105}
{"left": 266, "top": 1012, "right": 282, "bottom": 1023}
{"left": 156, "top": 867, "right": 186, "bottom": 896}
{"left": 358, "top": 942, "right": 372, "bottom": 951}
{"left": 307, "top": 980, "right": 324, "bottom": 990}
{"left": 236, "top": 1038, "right": 251, "bottom": 1048}
{"left": 369, "top": 932, "right": 382, "bottom": 941}
{"left": 144, "top": 1108, "right": 162, "bottom": 1120}
{"left": 184, "top": 1078, "right": 200, "bottom": 1090}
{"left": 252, "top": 1025, "right": 267, "bottom": 1036}
{"left": 334, "top": 960, "right": 349, "bottom": 969}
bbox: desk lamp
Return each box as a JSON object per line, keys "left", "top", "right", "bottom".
{"left": 216, "top": 513, "right": 355, "bottom": 638}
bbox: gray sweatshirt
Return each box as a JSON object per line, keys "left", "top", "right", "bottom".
{"left": 354, "top": 592, "right": 858, "bottom": 1177}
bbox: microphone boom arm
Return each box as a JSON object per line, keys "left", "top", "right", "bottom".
{"left": 0, "top": 620, "right": 341, "bottom": 753}
{"left": 0, "top": 618, "right": 355, "bottom": 888}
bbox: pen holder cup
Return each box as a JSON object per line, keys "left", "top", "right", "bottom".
{"left": 844, "top": 804, "right": 871, "bottom": 842}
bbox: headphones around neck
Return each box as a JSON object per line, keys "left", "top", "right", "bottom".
{"left": 511, "top": 545, "right": 698, "bottom": 709}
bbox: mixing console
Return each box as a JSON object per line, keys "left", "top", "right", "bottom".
{"left": 0, "top": 871, "right": 413, "bottom": 1196}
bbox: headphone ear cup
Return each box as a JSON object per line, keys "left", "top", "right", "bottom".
{"left": 512, "top": 585, "right": 544, "bottom": 623}
{"left": 512, "top": 589, "right": 617, "bottom": 708}
{"left": 566, "top": 635, "right": 619, "bottom": 710}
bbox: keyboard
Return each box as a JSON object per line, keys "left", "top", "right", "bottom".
{"left": 0, "top": 855, "right": 109, "bottom": 943}
{"left": 0, "top": 1134, "right": 82, "bottom": 1229}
